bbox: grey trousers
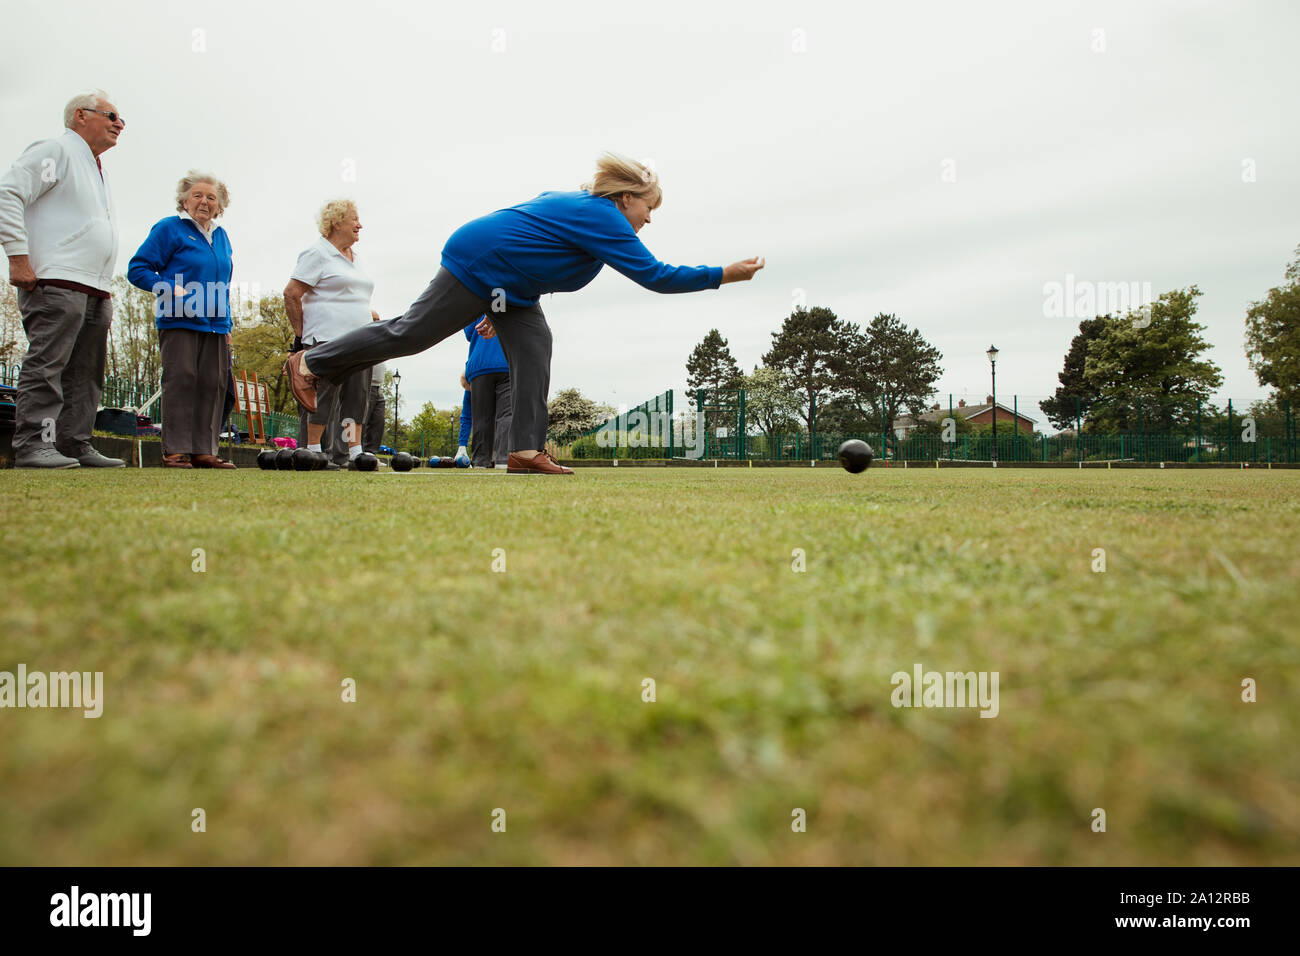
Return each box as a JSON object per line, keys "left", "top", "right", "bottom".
{"left": 362, "top": 383, "right": 386, "bottom": 453}
{"left": 305, "top": 267, "right": 552, "bottom": 452}
{"left": 13, "top": 285, "right": 111, "bottom": 454}
{"left": 158, "top": 328, "right": 230, "bottom": 457}
{"left": 469, "top": 371, "right": 512, "bottom": 466}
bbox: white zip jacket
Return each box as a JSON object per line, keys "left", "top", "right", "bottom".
{"left": 0, "top": 129, "right": 118, "bottom": 292}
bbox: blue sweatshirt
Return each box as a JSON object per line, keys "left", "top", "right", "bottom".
{"left": 127, "top": 215, "right": 234, "bottom": 333}
{"left": 441, "top": 190, "right": 723, "bottom": 308}
{"left": 464, "top": 320, "right": 509, "bottom": 380}
{"left": 459, "top": 389, "right": 471, "bottom": 447}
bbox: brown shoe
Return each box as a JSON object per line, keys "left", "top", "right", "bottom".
{"left": 192, "top": 454, "right": 237, "bottom": 469}
{"left": 283, "top": 350, "right": 318, "bottom": 413}
{"left": 163, "top": 453, "right": 193, "bottom": 469}
{"left": 506, "top": 451, "right": 574, "bottom": 475}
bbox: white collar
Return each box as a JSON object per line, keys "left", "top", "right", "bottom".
{"left": 180, "top": 211, "right": 215, "bottom": 243}
{"left": 317, "top": 235, "right": 357, "bottom": 263}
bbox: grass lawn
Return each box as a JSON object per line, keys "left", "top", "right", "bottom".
{"left": 1, "top": 466, "right": 1297, "bottom": 865}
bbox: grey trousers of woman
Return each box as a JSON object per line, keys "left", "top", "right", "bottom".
{"left": 159, "top": 328, "right": 229, "bottom": 456}
{"left": 304, "top": 268, "right": 552, "bottom": 453}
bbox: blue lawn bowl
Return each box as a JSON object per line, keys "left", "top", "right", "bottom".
{"left": 454, "top": 454, "right": 471, "bottom": 468}
{"left": 428, "top": 456, "right": 441, "bottom": 468}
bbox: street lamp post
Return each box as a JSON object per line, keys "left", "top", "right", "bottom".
{"left": 986, "top": 345, "right": 999, "bottom": 463}
{"left": 392, "top": 369, "right": 401, "bottom": 449}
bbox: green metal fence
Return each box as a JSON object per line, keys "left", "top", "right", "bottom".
{"left": 569, "top": 389, "right": 674, "bottom": 459}
{"left": 560, "top": 388, "right": 1297, "bottom": 463}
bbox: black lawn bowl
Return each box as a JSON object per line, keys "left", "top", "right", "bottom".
{"left": 274, "top": 449, "right": 296, "bottom": 470}
{"left": 391, "top": 452, "right": 413, "bottom": 472}
{"left": 351, "top": 452, "right": 379, "bottom": 472}
{"left": 292, "top": 448, "right": 316, "bottom": 471}
{"left": 837, "top": 439, "right": 874, "bottom": 474}
{"left": 256, "top": 449, "right": 277, "bottom": 470}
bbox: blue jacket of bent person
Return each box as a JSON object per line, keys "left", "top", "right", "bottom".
{"left": 440, "top": 190, "right": 722, "bottom": 308}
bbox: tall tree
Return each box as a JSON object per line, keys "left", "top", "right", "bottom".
{"left": 761, "top": 306, "right": 854, "bottom": 444}
{"left": 685, "top": 328, "right": 743, "bottom": 404}
{"left": 1040, "top": 316, "right": 1110, "bottom": 431}
{"left": 1244, "top": 245, "right": 1300, "bottom": 407}
{"left": 838, "top": 312, "right": 943, "bottom": 433}
{"left": 1083, "top": 287, "right": 1222, "bottom": 431}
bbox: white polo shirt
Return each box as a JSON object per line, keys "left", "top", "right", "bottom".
{"left": 292, "top": 237, "right": 374, "bottom": 343}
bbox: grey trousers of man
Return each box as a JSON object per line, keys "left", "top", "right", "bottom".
{"left": 362, "top": 383, "right": 385, "bottom": 454}
{"left": 13, "top": 285, "right": 111, "bottom": 455}
{"left": 305, "top": 267, "right": 552, "bottom": 452}
{"left": 469, "top": 371, "right": 512, "bottom": 466}
{"left": 158, "top": 328, "right": 229, "bottom": 457}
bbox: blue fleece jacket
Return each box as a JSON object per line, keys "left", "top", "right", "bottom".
{"left": 459, "top": 390, "right": 471, "bottom": 447}
{"left": 127, "top": 216, "right": 234, "bottom": 333}
{"left": 464, "top": 320, "right": 509, "bottom": 380}
{"left": 440, "top": 190, "right": 723, "bottom": 308}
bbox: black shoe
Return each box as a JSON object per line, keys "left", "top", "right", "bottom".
{"left": 324, "top": 461, "right": 341, "bottom": 471}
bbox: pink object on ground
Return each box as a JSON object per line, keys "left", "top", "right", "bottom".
{"left": 272, "top": 437, "right": 297, "bottom": 449}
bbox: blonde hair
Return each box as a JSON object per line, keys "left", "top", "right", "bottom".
{"left": 580, "top": 152, "right": 662, "bottom": 209}
{"left": 318, "top": 199, "right": 358, "bottom": 237}
{"left": 174, "top": 171, "right": 230, "bottom": 217}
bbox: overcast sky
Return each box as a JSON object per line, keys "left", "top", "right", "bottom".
{"left": 3, "top": 0, "right": 1296, "bottom": 427}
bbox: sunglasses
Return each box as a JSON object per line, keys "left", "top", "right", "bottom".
{"left": 81, "top": 108, "right": 125, "bottom": 126}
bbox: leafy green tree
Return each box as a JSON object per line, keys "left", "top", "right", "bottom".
{"left": 1083, "top": 287, "right": 1223, "bottom": 432}
{"left": 106, "top": 275, "right": 162, "bottom": 399}
{"left": 547, "top": 387, "right": 614, "bottom": 445}
{"left": 813, "top": 394, "right": 873, "bottom": 434}
{"left": 230, "top": 293, "right": 297, "bottom": 413}
{"left": 405, "top": 400, "right": 460, "bottom": 456}
{"left": 1244, "top": 245, "right": 1300, "bottom": 407}
{"left": 838, "top": 312, "right": 943, "bottom": 432}
{"left": 742, "top": 365, "right": 802, "bottom": 438}
{"left": 761, "top": 306, "right": 855, "bottom": 445}
{"left": 1040, "top": 316, "right": 1110, "bottom": 431}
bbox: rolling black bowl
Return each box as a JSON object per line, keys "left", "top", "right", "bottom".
{"left": 837, "top": 439, "right": 874, "bottom": 474}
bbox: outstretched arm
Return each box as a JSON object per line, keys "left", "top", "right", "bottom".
{"left": 721, "top": 257, "right": 766, "bottom": 284}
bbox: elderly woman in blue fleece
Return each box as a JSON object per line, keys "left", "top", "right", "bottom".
{"left": 463, "top": 317, "right": 512, "bottom": 467}
{"left": 285, "top": 153, "right": 764, "bottom": 474}
{"left": 128, "top": 170, "right": 236, "bottom": 468}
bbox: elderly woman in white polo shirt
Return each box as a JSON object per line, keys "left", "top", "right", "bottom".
{"left": 284, "top": 199, "right": 374, "bottom": 468}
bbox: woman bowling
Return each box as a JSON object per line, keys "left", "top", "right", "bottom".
{"left": 284, "top": 153, "right": 764, "bottom": 474}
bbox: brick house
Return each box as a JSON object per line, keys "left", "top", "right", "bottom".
{"left": 893, "top": 397, "right": 1037, "bottom": 439}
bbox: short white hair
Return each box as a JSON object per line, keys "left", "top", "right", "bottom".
{"left": 64, "top": 89, "right": 111, "bottom": 129}
{"left": 175, "top": 171, "right": 231, "bottom": 217}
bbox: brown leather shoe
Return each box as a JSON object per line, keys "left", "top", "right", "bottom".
{"left": 283, "top": 350, "right": 318, "bottom": 413}
{"left": 192, "top": 454, "right": 236, "bottom": 469}
{"left": 506, "top": 451, "right": 574, "bottom": 475}
{"left": 163, "top": 453, "right": 193, "bottom": 469}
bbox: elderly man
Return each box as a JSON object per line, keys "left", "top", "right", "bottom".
{"left": 0, "top": 89, "right": 125, "bottom": 468}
